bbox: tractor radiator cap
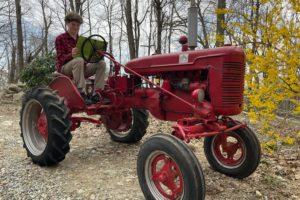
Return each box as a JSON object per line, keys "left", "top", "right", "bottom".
{"left": 179, "top": 36, "right": 188, "bottom": 44}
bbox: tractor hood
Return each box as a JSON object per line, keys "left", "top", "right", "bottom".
{"left": 125, "top": 46, "right": 245, "bottom": 76}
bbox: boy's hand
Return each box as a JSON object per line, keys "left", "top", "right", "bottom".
{"left": 72, "top": 47, "right": 79, "bottom": 57}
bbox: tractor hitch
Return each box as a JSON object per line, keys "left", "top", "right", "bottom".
{"left": 171, "top": 117, "right": 247, "bottom": 143}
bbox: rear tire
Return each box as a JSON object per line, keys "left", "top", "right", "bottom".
{"left": 20, "top": 86, "right": 72, "bottom": 166}
{"left": 106, "top": 109, "right": 149, "bottom": 143}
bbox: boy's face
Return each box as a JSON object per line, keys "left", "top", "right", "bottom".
{"left": 66, "top": 21, "right": 80, "bottom": 35}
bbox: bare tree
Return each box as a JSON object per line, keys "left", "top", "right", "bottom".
{"left": 133, "top": 0, "right": 149, "bottom": 57}
{"left": 69, "top": 0, "right": 86, "bottom": 15}
{"left": 124, "top": 0, "right": 136, "bottom": 59}
{"left": 39, "top": 0, "right": 52, "bottom": 55}
{"left": 15, "top": 0, "right": 24, "bottom": 74}
{"left": 8, "top": 3, "right": 16, "bottom": 83}
{"left": 152, "top": 0, "right": 174, "bottom": 54}
{"left": 215, "top": 0, "right": 226, "bottom": 47}
{"left": 97, "top": 0, "right": 119, "bottom": 55}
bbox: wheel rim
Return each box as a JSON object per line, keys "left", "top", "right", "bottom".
{"left": 145, "top": 150, "right": 184, "bottom": 199}
{"left": 212, "top": 132, "right": 246, "bottom": 168}
{"left": 110, "top": 109, "right": 133, "bottom": 137}
{"left": 22, "top": 99, "right": 47, "bottom": 156}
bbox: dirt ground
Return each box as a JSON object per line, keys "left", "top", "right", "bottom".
{"left": 0, "top": 99, "right": 300, "bottom": 200}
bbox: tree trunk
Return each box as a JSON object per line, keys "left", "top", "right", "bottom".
{"left": 10, "top": 46, "right": 16, "bottom": 84}
{"left": 215, "top": 0, "right": 226, "bottom": 47}
{"left": 69, "top": 0, "right": 75, "bottom": 11}
{"left": 41, "top": 0, "right": 48, "bottom": 54}
{"left": 168, "top": 2, "right": 174, "bottom": 53}
{"left": 148, "top": 6, "right": 153, "bottom": 56}
{"left": 15, "top": 0, "right": 24, "bottom": 76}
{"left": 119, "top": 18, "right": 123, "bottom": 63}
{"left": 125, "top": 0, "right": 136, "bottom": 59}
{"left": 197, "top": 0, "right": 209, "bottom": 49}
{"left": 87, "top": 0, "right": 92, "bottom": 35}
{"left": 154, "top": 0, "right": 163, "bottom": 54}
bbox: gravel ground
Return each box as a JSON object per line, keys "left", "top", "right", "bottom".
{"left": 0, "top": 101, "right": 300, "bottom": 200}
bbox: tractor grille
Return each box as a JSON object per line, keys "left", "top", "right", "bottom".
{"left": 222, "top": 62, "right": 244, "bottom": 105}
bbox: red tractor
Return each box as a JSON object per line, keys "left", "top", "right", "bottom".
{"left": 20, "top": 35, "right": 261, "bottom": 200}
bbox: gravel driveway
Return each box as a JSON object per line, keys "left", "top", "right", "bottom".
{"left": 1, "top": 102, "right": 300, "bottom": 200}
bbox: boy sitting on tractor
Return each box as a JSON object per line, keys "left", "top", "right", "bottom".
{"left": 55, "top": 12, "right": 109, "bottom": 105}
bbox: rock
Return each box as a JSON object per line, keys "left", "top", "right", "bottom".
{"left": 276, "top": 166, "right": 284, "bottom": 171}
{"left": 291, "top": 195, "right": 300, "bottom": 200}
{"left": 291, "top": 162, "right": 300, "bottom": 168}
{"left": 8, "top": 84, "right": 22, "bottom": 92}
{"left": 77, "top": 189, "right": 84, "bottom": 194}
{"left": 1, "top": 181, "right": 8, "bottom": 185}
{"left": 3, "top": 88, "right": 13, "bottom": 94}
{"left": 231, "top": 181, "right": 240, "bottom": 188}
{"left": 295, "top": 174, "right": 300, "bottom": 180}
{"left": 277, "top": 176, "right": 286, "bottom": 182}
{"left": 216, "top": 186, "right": 224, "bottom": 192}
{"left": 91, "top": 150, "right": 97, "bottom": 154}
{"left": 116, "top": 182, "right": 124, "bottom": 186}
{"left": 0, "top": 92, "right": 5, "bottom": 99}
{"left": 264, "top": 196, "right": 268, "bottom": 200}
{"left": 5, "top": 94, "right": 13, "bottom": 98}
{"left": 186, "top": 143, "right": 196, "bottom": 151}
{"left": 256, "top": 190, "right": 262, "bottom": 197}
{"left": 17, "top": 82, "right": 26, "bottom": 88}
{"left": 13, "top": 91, "right": 25, "bottom": 101}
{"left": 102, "top": 170, "right": 116, "bottom": 176}
{"left": 136, "top": 192, "right": 144, "bottom": 198}
{"left": 85, "top": 146, "right": 97, "bottom": 150}
{"left": 1, "top": 121, "right": 13, "bottom": 126}
{"left": 90, "top": 194, "right": 95, "bottom": 200}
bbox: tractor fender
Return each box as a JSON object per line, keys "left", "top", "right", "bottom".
{"left": 49, "top": 76, "right": 86, "bottom": 109}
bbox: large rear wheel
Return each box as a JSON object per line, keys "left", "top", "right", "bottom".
{"left": 20, "top": 86, "right": 72, "bottom": 166}
{"left": 204, "top": 121, "right": 261, "bottom": 178}
{"left": 137, "top": 133, "right": 205, "bottom": 200}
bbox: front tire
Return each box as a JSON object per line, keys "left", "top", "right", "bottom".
{"left": 204, "top": 121, "right": 261, "bottom": 178}
{"left": 20, "top": 86, "right": 72, "bottom": 166}
{"left": 137, "top": 134, "right": 205, "bottom": 200}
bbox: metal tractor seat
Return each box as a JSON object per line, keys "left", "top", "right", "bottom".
{"left": 54, "top": 71, "right": 95, "bottom": 98}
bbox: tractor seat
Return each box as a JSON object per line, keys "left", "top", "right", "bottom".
{"left": 54, "top": 71, "right": 95, "bottom": 81}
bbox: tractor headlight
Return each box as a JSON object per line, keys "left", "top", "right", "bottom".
{"left": 191, "top": 89, "right": 205, "bottom": 103}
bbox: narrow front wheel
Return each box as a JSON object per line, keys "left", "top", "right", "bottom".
{"left": 137, "top": 134, "right": 205, "bottom": 200}
{"left": 204, "top": 121, "right": 261, "bottom": 178}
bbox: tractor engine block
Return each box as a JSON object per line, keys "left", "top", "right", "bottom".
{"left": 107, "top": 45, "right": 245, "bottom": 121}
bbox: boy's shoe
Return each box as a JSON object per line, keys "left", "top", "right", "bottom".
{"left": 80, "top": 92, "right": 93, "bottom": 106}
{"left": 91, "top": 93, "right": 110, "bottom": 105}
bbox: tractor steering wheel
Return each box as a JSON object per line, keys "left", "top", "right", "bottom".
{"left": 81, "top": 34, "right": 107, "bottom": 63}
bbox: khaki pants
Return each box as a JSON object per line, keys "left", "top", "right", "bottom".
{"left": 60, "top": 57, "right": 106, "bottom": 92}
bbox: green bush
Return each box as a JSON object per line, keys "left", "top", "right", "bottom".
{"left": 20, "top": 52, "right": 57, "bottom": 89}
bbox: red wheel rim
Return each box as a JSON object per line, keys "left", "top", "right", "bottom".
{"left": 213, "top": 133, "right": 245, "bottom": 166}
{"left": 37, "top": 111, "right": 48, "bottom": 143}
{"left": 151, "top": 154, "right": 183, "bottom": 199}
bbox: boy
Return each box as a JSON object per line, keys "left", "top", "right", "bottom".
{"left": 55, "top": 12, "right": 109, "bottom": 105}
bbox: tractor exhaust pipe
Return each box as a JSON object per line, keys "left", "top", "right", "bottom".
{"left": 188, "top": 0, "right": 197, "bottom": 50}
